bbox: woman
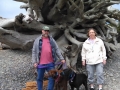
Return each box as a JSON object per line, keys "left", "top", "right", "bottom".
{"left": 81, "top": 28, "right": 107, "bottom": 90}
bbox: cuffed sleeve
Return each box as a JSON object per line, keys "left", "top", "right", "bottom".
{"left": 81, "top": 44, "right": 86, "bottom": 61}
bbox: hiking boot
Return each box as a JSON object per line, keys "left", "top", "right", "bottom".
{"left": 90, "top": 88, "right": 94, "bottom": 90}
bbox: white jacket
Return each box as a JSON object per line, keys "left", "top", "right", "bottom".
{"left": 81, "top": 37, "right": 107, "bottom": 65}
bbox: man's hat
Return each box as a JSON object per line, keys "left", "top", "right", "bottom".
{"left": 42, "top": 26, "right": 50, "bottom": 30}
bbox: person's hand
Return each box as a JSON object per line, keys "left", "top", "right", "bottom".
{"left": 103, "top": 60, "right": 106, "bottom": 65}
{"left": 82, "top": 61, "right": 86, "bottom": 66}
{"left": 61, "top": 60, "right": 65, "bottom": 64}
{"left": 34, "top": 63, "right": 38, "bottom": 68}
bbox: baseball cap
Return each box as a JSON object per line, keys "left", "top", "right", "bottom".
{"left": 42, "top": 26, "right": 50, "bottom": 30}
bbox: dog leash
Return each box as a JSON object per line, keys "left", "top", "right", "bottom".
{"left": 70, "top": 72, "right": 75, "bottom": 82}
{"left": 37, "top": 63, "right": 53, "bottom": 68}
{"left": 55, "top": 74, "right": 61, "bottom": 83}
{"left": 37, "top": 62, "right": 63, "bottom": 68}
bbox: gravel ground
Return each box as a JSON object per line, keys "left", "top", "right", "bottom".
{"left": 0, "top": 49, "right": 120, "bottom": 90}
{"left": 0, "top": 49, "right": 36, "bottom": 90}
{"left": 103, "top": 49, "right": 120, "bottom": 90}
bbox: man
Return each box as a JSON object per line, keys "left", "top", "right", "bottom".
{"left": 32, "top": 26, "right": 65, "bottom": 90}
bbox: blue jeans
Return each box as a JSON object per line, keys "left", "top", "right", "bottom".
{"left": 86, "top": 63, "right": 104, "bottom": 85}
{"left": 37, "top": 63, "right": 55, "bottom": 90}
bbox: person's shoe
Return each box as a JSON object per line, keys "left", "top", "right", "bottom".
{"left": 90, "top": 88, "right": 94, "bottom": 90}
{"left": 98, "top": 89, "right": 102, "bottom": 90}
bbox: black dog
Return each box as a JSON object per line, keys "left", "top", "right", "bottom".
{"left": 63, "top": 69, "right": 88, "bottom": 90}
{"left": 48, "top": 68, "right": 88, "bottom": 90}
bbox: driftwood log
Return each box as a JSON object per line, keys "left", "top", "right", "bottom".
{"left": 0, "top": 0, "right": 120, "bottom": 71}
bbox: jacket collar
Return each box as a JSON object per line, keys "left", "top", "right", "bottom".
{"left": 38, "top": 35, "right": 52, "bottom": 40}
{"left": 86, "top": 37, "right": 99, "bottom": 44}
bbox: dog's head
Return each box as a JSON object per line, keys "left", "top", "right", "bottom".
{"left": 48, "top": 69, "right": 57, "bottom": 78}
{"left": 48, "top": 69, "right": 63, "bottom": 79}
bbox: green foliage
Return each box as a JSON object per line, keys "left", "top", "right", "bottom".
{"left": 117, "top": 22, "right": 120, "bottom": 33}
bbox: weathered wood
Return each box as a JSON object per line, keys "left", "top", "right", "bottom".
{"left": 0, "top": 0, "right": 120, "bottom": 70}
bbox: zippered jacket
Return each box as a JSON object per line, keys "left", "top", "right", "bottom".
{"left": 32, "top": 35, "right": 64, "bottom": 65}
{"left": 81, "top": 37, "right": 107, "bottom": 65}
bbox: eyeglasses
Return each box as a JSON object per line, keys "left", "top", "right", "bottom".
{"left": 44, "top": 30, "right": 49, "bottom": 32}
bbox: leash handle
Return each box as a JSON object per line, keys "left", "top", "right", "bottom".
{"left": 55, "top": 62, "right": 63, "bottom": 70}
{"left": 56, "top": 62, "right": 67, "bottom": 70}
{"left": 55, "top": 62, "right": 62, "bottom": 65}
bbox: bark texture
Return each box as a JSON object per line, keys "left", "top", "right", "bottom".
{"left": 0, "top": 0, "right": 120, "bottom": 71}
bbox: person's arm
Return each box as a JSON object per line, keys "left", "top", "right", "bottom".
{"left": 52, "top": 38, "right": 65, "bottom": 63}
{"left": 32, "top": 39, "right": 38, "bottom": 67}
{"left": 81, "top": 44, "right": 86, "bottom": 66}
{"left": 101, "top": 40, "right": 107, "bottom": 65}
